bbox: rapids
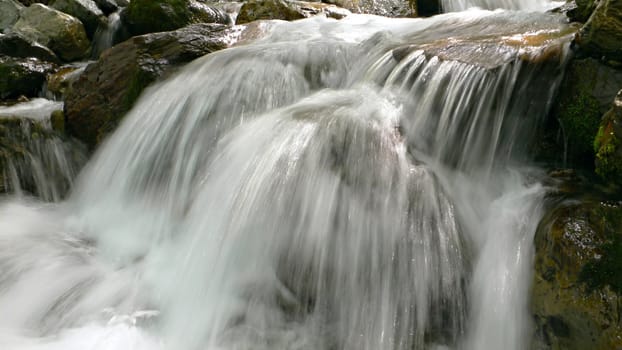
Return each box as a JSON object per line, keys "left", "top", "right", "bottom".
{"left": 0, "top": 3, "right": 574, "bottom": 350}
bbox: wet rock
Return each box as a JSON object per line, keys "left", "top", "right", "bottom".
{"left": 576, "top": 0, "right": 622, "bottom": 62}
{"left": 0, "top": 55, "right": 56, "bottom": 99}
{"left": 594, "top": 90, "right": 622, "bottom": 185}
{"left": 322, "top": 0, "right": 412, "bottom": 17}
{"left": 16, "top": 0, "right": 49, "bottom": 4}
{"left": 122, "top": 0, "right": 230, "bottom": 36}
{"left": 567, "top": 0, "right": 596, "bottom": 23}
{"left": 12, "top": 4, "right": 91, "bottom": 61}
{"left": 93, "top": 0, "right": 119, "bottom": 15}
{"left": 49, "top": 0, "right": 107, "bottom": 38}
{"left": 415, "top": 0, "right": 440, "bottom": 16}
{"left": 46, "top": 64, "right": 86, "bottom": 99}
{"left": 532, "top": 194, "right": 622, "bottom": 350}
{"left": 544, "top": 58, "right": 622, "bottom": 167}
{"left": 65, "top": 23, "right": 236, "bottom": 148}
{"left": 0, "top": 32, "right": 60, "bottom": 63}
{"left": 236, "top": 0, "right": 350, "bottom": 24}
{"left": 0, "top": 0, "right": 23, "bottom": 33}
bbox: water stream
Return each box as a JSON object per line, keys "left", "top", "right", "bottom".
{"left": 0, "top": 3, "right": 573, "bottom": 350}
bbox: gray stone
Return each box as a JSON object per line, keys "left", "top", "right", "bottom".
{"left": 0, "top": 32, "right": 60, "bottom": 63}
{"left": 12, "top": 4, "right": 91, "bottom": 61}
{"left": 49, "top": 0, "right": 106, "bottom": 38}
{"left": 0, "top": 0, "right": 24, "bottom": 33}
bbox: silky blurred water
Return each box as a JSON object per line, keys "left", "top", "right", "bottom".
{"left": 0, "top": 6, "right": 573, "bottom": 350}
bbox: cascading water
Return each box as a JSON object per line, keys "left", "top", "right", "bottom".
{"left": 0, "top": 3, "right": 575, "bottom": 350}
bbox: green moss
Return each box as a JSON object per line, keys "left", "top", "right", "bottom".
{"left": 559, "top": 90, "right": 602, "bottom": 160}
{"left": 579, "top": 203, "right": 622, "bottom": 293}
{"left": 122, "top": 69, "right": 154, "bottom": 112}
{"left": 594, "top": 115, "right": 622, "bottom": 182}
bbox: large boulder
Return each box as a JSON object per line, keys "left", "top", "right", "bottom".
{"left": 122, "top": 0, "right": 230, "bottom": 36}
{"left": 0, "top": 55, "right": 56, "bottom": 99}
{"left": 576, "top": 0, "right": 622, "bottom": 62}
{"left": 0, "top": 0, "right": 23, "bottom": 33}
{"left": 532, "top": 191, "right": 622, "bottom": 349}
{"left": 0, "top": 32, "right": 60, "bottom": 63}
{"left": 12, "top": 4, "right": 91, "bottom": 61}
{"left": 594, "top": 90, "right": 622, "bottom": 185}
{"left": 49, "top": 0, "right": 107, "bottom": 38}
{"left": 236, "top": 0, "right": 350, "bottom": 24}
{"left": 64, "top": 23, "right": 236, "bottom": 147}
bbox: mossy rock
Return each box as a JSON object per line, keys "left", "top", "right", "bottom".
{"left": 546, "top": 58, "right": 622, "bottom": 168}
{"left": 123, "top": 0, "right": 229, "bottom": 36}
{"left": 576, "top": 0, "right": 622, "bottom": 62}
{"left": 0, "top": 55, "right": 56, "bottom": 99}
{"left": 594, "top": 90, "right": 622, "bottom": 185}
{"left": 532, "top": 193, "right": 622, "bottom": 349}
{"left": 567, "top": 0, "right": 597, "bottom": 23}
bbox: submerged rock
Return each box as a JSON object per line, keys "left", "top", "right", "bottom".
{"left": 0, "top": 0, "right": 23, "bottom": 33}
{"left": 65, "top": 23, "right": 236, "bottom": 148}
{"left": 576, "top": 0, "right": 622, "bottom": 62}
{"left": 532, "top": 192, "right": 622, "bottom": 349}
{"left": 122, "top": 0, "right": 230, "bottom": 36}
{"left": 0, "top": 55, "right": 56, "bottom": 99}
{"left": 0, "top": 32, "right": 60, "bottom": 63}
{"left": 594, "top": 90, "right": 622, "bottom": 185}
{"left": 12, "top": 3, "right": 91, "bottom": 61}
{"left": 49, "top": 0, "right": 107, "bottom": 38}
{"left": 236, "top": 0, "right": 350, "bottom": 23}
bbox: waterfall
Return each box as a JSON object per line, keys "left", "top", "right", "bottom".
{"left": 440, "top": 0, "right": 560, "bottom": 12}
{"left": 92, "top": 12, "right": 123, "bottom": 57}
{"left": 0, "top": 100, "right": 87, "bottom": 201}
{"left": 0, "top": 7, "right": 573, "bottom": 350}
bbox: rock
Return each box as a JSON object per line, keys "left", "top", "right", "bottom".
{"left": 576, "top": 0, "right": 622, "bottom": 62}
{"left": 16, "top": 0, "right": 49, "bottom": 4}
{"left": 49, "top": 0, "right": 107, "bottom": 38}
{"left": 0, "top": 0, "right": 23, "bottom": 33}
{"left": 545, "top": 58, "right": 622, "bottom": 167}
{"left": 0, "top": 32, "right": 60, "bottom": 63}
{"left": 46, "top": 64, "right": 86, "bottom": 99}
{"left": 567, "top": 0, "right": 597, "bottom": 23}
{"left": 65, "top": 23, "right": 236, "bottom": 148}
{"left": 0, "top": 55, "right": 56, "bottom": 99}
{"left": 93, "top": 0, "right": 118, "bottom": 15}
{"left": 322, "top": 0, "right": 412, "bottom": 17}
{"left": 236, "top": 0, "right": 350, "bottom": 24}
{"left": 532, "top": 194, "right": 622, "bottom": 349}
{"left": 12, "top": 4, "right": 91, "bottom": 61}
{"left": 122, "top": 0, "right": 230, "bottom": 36}
{"left": 415, "top": 0, "right": 440, "bottom": 17}
{"left": 594, "top": 90, "right": 622, "bottom": 185}
{"left": 50, "top": 109, "right": 64, "bottom": 132}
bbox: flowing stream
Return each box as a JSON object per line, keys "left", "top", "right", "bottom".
{"left": 0, "top": 2, "right": 574, "bottom": 350}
